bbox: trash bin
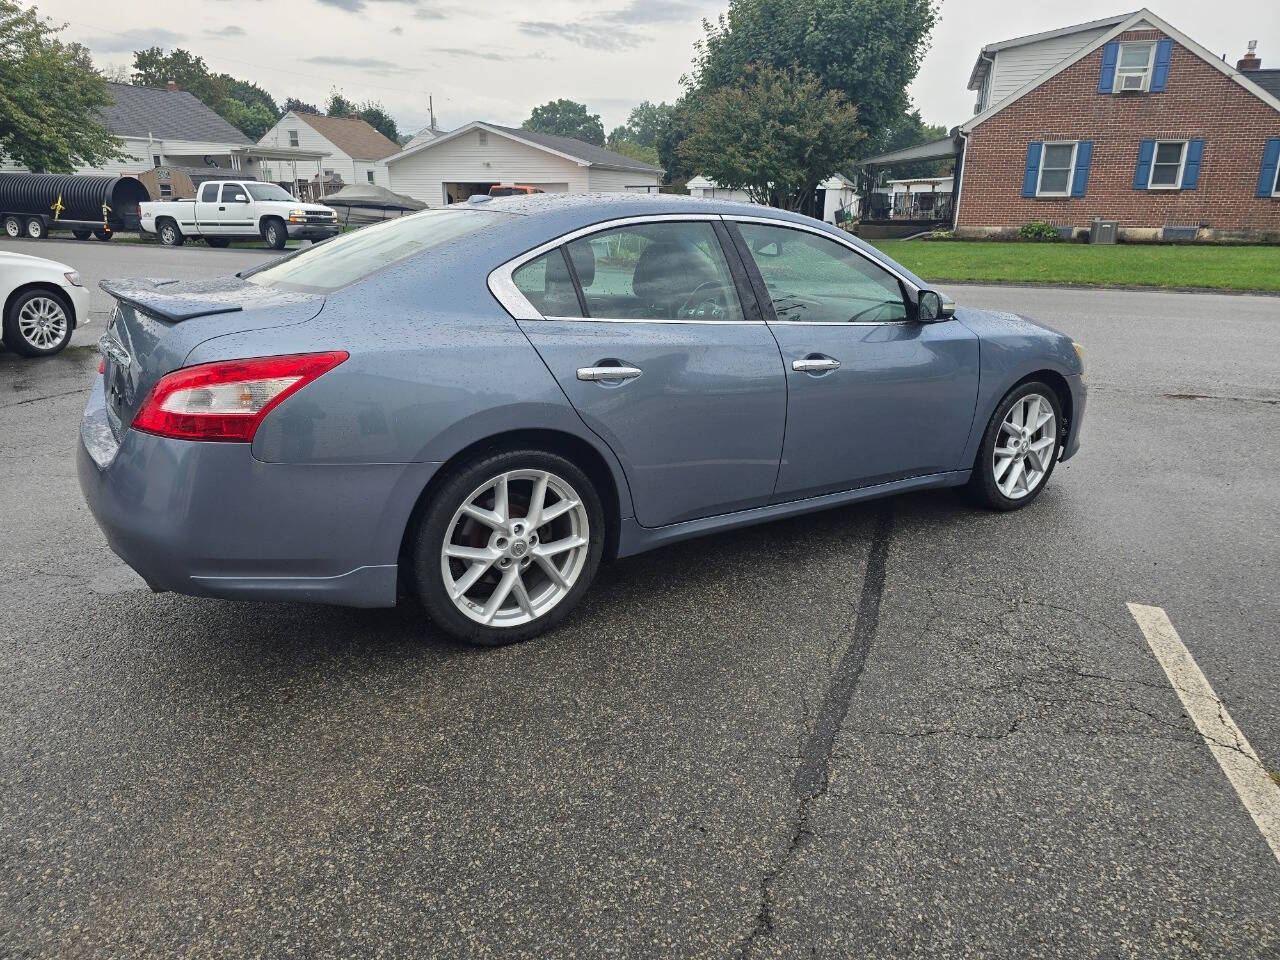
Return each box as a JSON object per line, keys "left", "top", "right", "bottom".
{"left": 1091, "top": 219, "right": 1118, "bottom": 244}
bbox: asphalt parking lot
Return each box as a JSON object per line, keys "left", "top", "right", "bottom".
{"left": 2, "top": 237, "right": 1278, "bottom": 958}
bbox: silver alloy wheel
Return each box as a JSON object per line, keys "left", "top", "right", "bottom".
{"left": 441, "top": 469, "right": 590, "bottom": 627}
{"left": 161, "top": 223, "right": 177, "bottom": 245}
{"left": 16, "top": 296, "right": 69, "bottom": 350}
{"left": 993, "top": 392, "right": 1056, "bottom": 500}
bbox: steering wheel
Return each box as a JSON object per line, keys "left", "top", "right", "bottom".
{"left": 678, "top": 280, "right": 731, "bottom": 319}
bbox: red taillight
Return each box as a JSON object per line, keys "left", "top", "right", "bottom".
{"left": 98, "top": 359, "right": 105, "bottom": 374}
{"left": 132, "top": 352, "right": 348, "bottom": 442}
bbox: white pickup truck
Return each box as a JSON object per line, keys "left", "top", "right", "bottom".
{"left": 139, "top": 180, "right": 340, "bottom": 249}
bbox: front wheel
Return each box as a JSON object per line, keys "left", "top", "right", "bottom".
{"left": 93, "top": 228, "right": 112, "bottom": 241}
{"left": 966, "top": 381, "right": 1063, "bottom": 510}
{"left": 263, "top": 219, "right": 287, "bottom": 250}
{"left": 73, "top": 230, "right": 92, "bottom": 241}
{"left": 3, "top": 289, "right": 73, "bottom": 357}
{"left": 412, "top": 450, "right": 605, "bottom": 646}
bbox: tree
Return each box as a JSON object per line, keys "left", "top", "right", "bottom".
{"left": 219, "top": 75, "right": 277, "bottom": 117}
{"left": 690, "top": 0, "right": 938, "bottom": 144}
{"left": 0, "top": 1, "right": 125, "bottom": 172}
{"left": 221, "top": 98, "right": 276, "bottom": 140}
{"left": 283, "top": 96, "right": 320, "bottom": 115}
{"left": 677, "top": 65, "right": 864, "bottom": 211}
{"left": 132, "top": 46, "right": 223, "bottom": 105}
{"left": 656, "top": 97, "right": 697, "bottom": 185}
{"left": 611, "top": 100, "right": 673, "bottom": 150}
{"left": 522, "top": 99, "right": 604, "bottom": 146}
{"left": 326, "top": 91, "right": 355, "bottom": 118}
{"left": 606, "top": 138, "right": 659, "bottom": 167}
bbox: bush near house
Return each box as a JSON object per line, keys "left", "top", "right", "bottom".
{"left": 872, "top": 240, "right": 1280, "bottom": 292}
{"left": 1018, "top": 221, "right": 1063, "bottom": 242}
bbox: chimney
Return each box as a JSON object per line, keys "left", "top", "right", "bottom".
{"left": 165, "top": 79, "right": 179, "bottom": 92}
{"left": 1237, "top": 40, "right": 1261, "bottom": 71}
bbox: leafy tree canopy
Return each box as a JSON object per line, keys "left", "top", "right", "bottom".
{"left": 605, "top": 138, "right": 660, "bottom": 167}
{"left": 221, "top": 98, "right": 276, "bottom": 141}
{"left": 677, "top": 64, "right": 864, "bottom": 211}
{"left": 523, "top": 99, "right": 605, "bottom": 147}
{"left": 325, "top": 90, "right": 399, "bottom": 142}
{"left": 610, "top": 100, "right": 673, "bottom": 150}
{"left": 283, "top": 96, "right": 320, "bottom": 115}
{"left": 326, "top": 90, "right": 355, "bottom": 118}
{"left": 132, "top": 46, "right": 280, "bottom": 139}
{"left": 0, "top": 0, "right": 125, "bottom": 172}
{"left": 690, "top": 0, "right": 938, "bottom": 143}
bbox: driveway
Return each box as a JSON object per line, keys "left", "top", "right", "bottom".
{"left": 2, "top": 239, "right": 1278, "bottom": 957}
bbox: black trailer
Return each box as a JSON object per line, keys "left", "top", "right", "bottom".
{"left": 0, "top": 173, "right": 149, "bottom": 242}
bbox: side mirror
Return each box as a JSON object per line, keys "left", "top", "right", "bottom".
{"left": 917, "top": 290, "right": 956, "bottom": 322}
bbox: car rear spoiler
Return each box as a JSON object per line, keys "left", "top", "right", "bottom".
{"left": 99, "top": 278, "right": 244, "bottom": 323}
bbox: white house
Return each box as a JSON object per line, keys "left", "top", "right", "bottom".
{"left": 377, "top": 122, "right": 663, "bottom": 207}
{"left": 685, "top": 173, "right": 859, "bottom": 223}
{"left": 1, "top": 82, "right": 325, "bottom": 181}
{"left": 257, "top": 112, "right": 402, "bottom": 196}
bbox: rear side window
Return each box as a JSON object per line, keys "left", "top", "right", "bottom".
{"left": 512, "top": 251, "right": 583, "bottom": 317}
{"left": 246, "top": 209, "right": 502, "bottom": 292}
{"left": 565, "top": 221, "right": 744, "bottom": 321}
{"left": 199, "top": 183, "right": 218, "bottom": 202}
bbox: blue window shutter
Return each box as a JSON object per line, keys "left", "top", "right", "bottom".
{"left": 1182, "top": 139, "right": 1204, "bottom": 190}
{"left": 1258, "top": 139, "right": 1280, "bottom": 197}
{"left": 1071, "top": 141, "right": 1094, "bottom": 197}
{"left": 1099, "top": 42, "right": 1119, "bottom": 93}
{"left": 1150, "top": 39, "right": 1174, "bottom": 92}
{"left": 1134, "top": 140, "right": 1155, "bottom": 190}
{"left": 1022, "top": 142, "right": 1043, "bottom": 197}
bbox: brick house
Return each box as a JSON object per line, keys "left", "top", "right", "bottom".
{"left": 865, "top": 9, "right": 1280, "bottom": 241}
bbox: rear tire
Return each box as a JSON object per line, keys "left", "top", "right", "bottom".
{"left": 73, "top": 230, "right": 92, "bottom": 241}
{"left": 24, "top": 218, "right": 47, "bottom": 240}
{"left": 3, "top": 288, "right": 73, "bottom": 357}
{"left": 93, "top": 228, "right": 112, "bottom": 241}
{"left": 412, "top": 449, "right": 605, "bottom": 646}
{"left": 2, "top": 215, "right": 21, "bottom": 239}
{"left": 966, "top": 380, "right": 1063, "bottom": 511}
{"left": 262, "top": 218, "right": 287, "bottom": 250}
{"left": 157, "top": 219, "right": 183, "bottom": 246}
{"left": 206, "top": 237, "right": 230, "bottom": 248}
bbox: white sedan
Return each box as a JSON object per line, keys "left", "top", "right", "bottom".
{"left": 0, "top": 250, "right": 91, "bottom": 357}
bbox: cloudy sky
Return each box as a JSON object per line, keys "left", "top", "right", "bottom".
{"left": 36, "top": 0, "right": 1280, "bottom": 138}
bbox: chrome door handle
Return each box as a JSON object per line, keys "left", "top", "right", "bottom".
{"left": 792, "top": 357, "right": 841, "bottom": 372}
{"left": 577, "top": 366, "right": 643, "bottom": 382}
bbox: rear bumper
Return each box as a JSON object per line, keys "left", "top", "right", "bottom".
{"left": 1061, "top": 373, "right": 1087, "bottom": 461}
{"left": 76, "top": 375, "right": 439, "bottom": 608}
{"left": 287, "top": 223, "right": 340, "bottom": 239}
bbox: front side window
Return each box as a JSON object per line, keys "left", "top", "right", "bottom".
{"left": 245, "top": 209, "right": 502, "bottom": 292}
{"left": 1115, "top": 42, "right": 1155, "bottom": 91}
{"left": 1150, "top": 141, "right": 1187, "bottom": 189}
{"left": 565, "top": 221, "right": 744, "bottom": 321}
{"left": 221, "top": 183, "right": 248, "bottom": 203}
{"left": 1038, "top": 142, "right": 1077, "bottom": 196}
{"left": 512, "top": 250, "right": 583, "bottom": 318}
{"left": 737, "top": 223, "right": 908, "bottom": 324}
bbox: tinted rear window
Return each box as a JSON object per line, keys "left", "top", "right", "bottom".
{"left": 245, "top": 209, "right": 502, "bottom": 292}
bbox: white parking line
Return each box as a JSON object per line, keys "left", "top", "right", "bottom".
{"left": 1128, "top": 603, "right": 1280, "bottom": 864}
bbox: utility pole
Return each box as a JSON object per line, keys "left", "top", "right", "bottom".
{"left": 429, "top": 95, "right": 436, "bottom": 132}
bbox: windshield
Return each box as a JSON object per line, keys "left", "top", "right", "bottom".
{"left": 246, "top": 183, "right": 297, "bottom": 202}
{"left": 245, "top": 209, "right": 502, "bottom": 292}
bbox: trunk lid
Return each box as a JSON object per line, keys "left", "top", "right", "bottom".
{"left": 97, "top": 276, "right": 325, "bottom": 437}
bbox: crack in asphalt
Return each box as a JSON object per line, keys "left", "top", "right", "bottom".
{"left": 735, "top": 506, "right": 893, "bottom": 958}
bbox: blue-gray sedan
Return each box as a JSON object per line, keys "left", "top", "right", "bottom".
{"left": 78, "top": 194, "right": 1085, "bottom": 645}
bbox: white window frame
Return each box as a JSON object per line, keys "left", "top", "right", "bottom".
{"left": 288, "top": 129, "right": 299, "bottom": 147}
{"left": 366, "top": 170, "right": 375, "bottom": 183}
{"left": 1114, "top": 41, "right": 1157, "bottom": 93}
{"left": 1148, "top": 140, "right": 1188, "bottom": 190}
{"left": 1273, "top": 163, "right": 1280, "bottom": 199}
{"left": 478, "top": 130, "right": 489, "bottom": 146}
{"left": 1036, "top": 141, "right": 1078, "bottom": 197}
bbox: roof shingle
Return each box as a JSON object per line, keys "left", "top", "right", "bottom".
{"left": 292, "top": 113, "right": 402, "bottom": 160}
{"left": 99, "top": 83, "right": 251, "bottom": 144}
{"left": 486, "top": 124, "right": 663, "bottom": 173}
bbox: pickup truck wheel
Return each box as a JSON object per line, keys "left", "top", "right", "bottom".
{"left": 206, "top": 238, "right": 230, "bottom": 248}
{"left": 24, "top": 218, "right": 47, "bottom": 240}
{"left": 263, "top": 218, "right": 287, "bottom": 250}
{"left": 73, "top": 230, "right": 92, "bottom": 241}
{"left": 93, "top": 228, "right": 112, "bottom": 241}
{"left": 157, "top": 219, "right": 184, "bottom": 247}
{"left": 2, "top": 216, "right": 21, "bottom": 239}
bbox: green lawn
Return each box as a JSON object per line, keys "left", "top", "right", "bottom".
{"left": 871, "top": 240, "right": 1280, "bottom": 293}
